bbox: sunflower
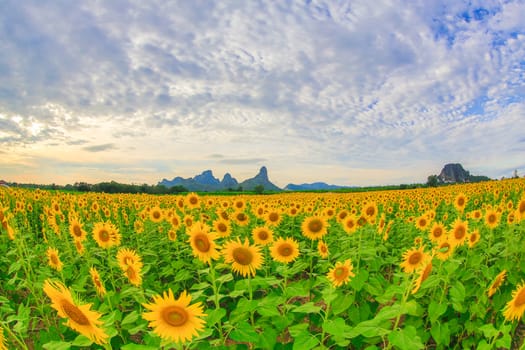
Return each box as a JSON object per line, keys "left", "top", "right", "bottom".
{"left": 124, "top": 264, "right": 142, "bottom": 286}
{"left": 317, "top": 240, "right": 329, "bottom": 258}
{"left": 116, "top": 248, "right": 143, "bottom": 272}
{"left": 187, "top": 222, "right": 220, "bottom": 264}
{"left": 361, "top": 202, "right": 378, "bottom": 222}
{"left": 400, "top": 246, "right": 430, "bottom": 273}
{"left": 169, "top": 213, "right": 181, "bottom": 230}
{"left": 90, "top": 267, "right": 106, "bottom": 297}
{"left": 43, "top": 279, "right": 108, "bottom": 344}
{"left": 488, "top": 270, "right": 506, "bottom": 297}
{"left": 435, "top": 240, "right": 454, "bottom": 261}
{"left": 336, "top": 210, "right": 349, "bottom": 223}
{"left": 0, "top": 328, "right": 6, "bottom": 350}
{"left": 252, "top": 226, "right": 274, "bottom": 245}
{"left": 168, "top": 229, "right": 177, "bottom": 241}
{"left": 342, "top": 215, "right": 358, "bottom": 235}
{"left": 517, "top": 198, "right": 525, "bottom": 221}
{"left": 484, "top": 209, "right": 500, "bottom": 229}
{"left": 134, "top": 220, "right": 144, "bottom": 234}
{"left": 92, "top": 222, "right": 121, "bottom": 249}
{"left": 69, "top": 217, "right": 87, "bottom": 241}
{"left": 503, "top": 281, "right": 525, "bottom": 322}
{"left": 149, "top": 206, "right": 164, "bottom": 223}
{"left": 507, "top": 211, "right": 516, "bottom": 225}
{"left": 450, "top": 218, "right": 468, "bottom": 247}
{"left": 301, "top": 215, "right": 329, "bottom": 240}
{"left": 327, "top": 259, "right": 355, "bottom": 288}
{"left": 454, "top": 193, "right": 467, "bottom": 212}
{"left": 213, "top": 219, "right": 231, "bottom": 238}
{"left": 47, "top": 247, "right": 63, "bottom": 271}
{"left": 270, "top": 237, "right": 300, "bottom": 264}
{"left": 411, "top": 261, "right": 432, "bottom": 294}
{"left": 265, "top": 210, "right": 282, "bottom": 226}
{"left": 233, "top": 211, "right": 250, "bottom": 226}
{"left": 468, "top": 230, "right": 480, "bottom": 248}
{"left": 415, "top": 215, "right": 429, "bottom": 231}
{"left": 223, "top": 238, "right": 263, "bottom": 278}
{"left": 233, "top": 198, "right": 246, "bottom": 211}
{"left": 142, "top": 289, "right": 207, "bottom": 344}
{"left": 185, "top": 192, "right": 200, "bottom": 210}
{"left": 74, "top": 239, "right": 85, "bottom": 256}
{"left": 429, "top": 222, "right": 446, "bottom": 243}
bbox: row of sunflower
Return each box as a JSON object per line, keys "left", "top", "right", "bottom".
{"left": 0, "top": 179, "right": 525, "bottom": 349}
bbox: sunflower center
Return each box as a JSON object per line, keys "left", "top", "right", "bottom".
{"left": 366, "top": 207, "right": 375, "bottom": 216}
{"left": 457, "top": 198, "right": 465, "bottom": 206}
{"left": 126, "top": 266, "right": 137, "bottom": 279}
{"left": 515, "top": 288, "right": 525, "bottom": 307}
{"left": 73, "top": 225, "right": 82, "bottom": 237}
{"left": 408, "top": 252, "right": 422, "bottom": 265}
{"left": 269, "top": 213, "right": 279, "bottom": 222}
{"left": 232, "top": 247, "right": 253, "bottom": 266}
{"left": 194, "top": 234, "right": 210, "bottom": 252}
{"left": 50, "top": 254, "right": 59, "bottom": 265}
{"left": 308, "top": 219, "right": 323, "bottom": 233}
{"left": 454, "top": 226, "right": 465, "bottom": 239}
{"left": 153, "top": 211, "right": 161, "bottom": 219}
{"left": 346, "top": 220, "right": 355, "bottom": 229}
{"left": 519, "top": 201, "right": 525, "bottom": 214}
{"left": 488, "top": 214, "right": 496, "bottom": 224}
{"left": 162, "top": 306, "right": 188, "bottom": 327}
{"left": 257, "top": 230, "right": 269, "bottom": 240}
{"left": 218, "top": 223, "right": 227, "bottom": 233}
{"left": 334, "top": 267, "right": 348, "bottom": 279}
{"left": 124, "top": 257, "right": 133, "bottom": 265}
{"left": 237, "top": 213, "right": 247, "bottom": 221}
{"left": 189, "top": 197, "right": 198, "bottom": 205}
{"left": 419, "top": 218, "right": 427, "bottom": 227}
{"left": 278, "top": 244, "right": 293, "bottom": 257}
{"left": 99, "top": 229, "right": 110, "bottom": 242}
{"left": 61, "top": 300, "right": 90, "bottom": 326}
{"left": 433, "top": 227, "right": 443, "bottom": 238}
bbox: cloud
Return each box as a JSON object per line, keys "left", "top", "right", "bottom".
{"left": 83, "top": 143, "right": 117, "bottom": 152}
{"left": 218, "top": 158, "right": 267, "bottom": 165}
{"left": 1, "top": 0, "right": 524, "bottom": 186}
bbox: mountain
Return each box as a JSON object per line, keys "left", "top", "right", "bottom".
{"left": 436, "top": 163, "right": 491, "bottom": 183}
{"left": 284, "top": 182, "right": 351, "bottom": 191}
{"left": 159, "top": 166, "right": 280, "bottom": 192}
{"left": 238, "top": 166, "right": 281, "bottom": 191}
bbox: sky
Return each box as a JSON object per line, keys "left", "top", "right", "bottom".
{"left": 1, "top": 0, "right": 524, "bottom": 188}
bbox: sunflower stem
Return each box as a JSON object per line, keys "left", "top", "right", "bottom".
{"left": 208, "top": 261, "right": 225, "bottom": 344}
{"left": 247, "top": 273, "right": 255, "bottom": 326}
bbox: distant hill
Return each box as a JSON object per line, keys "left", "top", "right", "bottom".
{"left": 284, "top": 182, "right": 352, "bottom": 191}
{"left": 159, "top": 166, "right": 280, "bottom": 192}
{"left": 436, "top": 163, "right": 491, "bottom": 183}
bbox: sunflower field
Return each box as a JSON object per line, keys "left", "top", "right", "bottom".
{"left": 1, "top": 179, "right": 525, "bottom": 349}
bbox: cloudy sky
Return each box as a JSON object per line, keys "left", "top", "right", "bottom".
{"left": 1, "top": 0, "right": 524, "bottom": 188}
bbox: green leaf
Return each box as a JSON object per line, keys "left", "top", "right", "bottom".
{"left": 217, "top": 273, "right": 233, "bottom": 284}
{"left": 206, "top": 307, "right": 226, "bottom": 326}
{"left": 428, "top": 301, "right": 447, "bottom": 322}
{"left": 229, "top": 320, "right": 259, "bottom": 343}
{"left": 430, "top": 322, "right": 450, "bottom": 346}
{"left": 478, "top": 324, "right": 499, "bottom": 339}
{"left": 42, "top": 341, "right": 71, "bottom": 350}
{"left": 121, "top": 310, "right": 140, "bottom": 327}
{"left": 71, "top": 335, "right": 93, "bottom": 347}
{"left": 350, "top": 270, "right": 369, "bottom": 291}
{"left": 331, "top": 292, "right": 355, "bottom": 315}
{"left": 255, "top": 326, "right": 277, "bottom": 349}
{"left": 322, "top": 317, "right": 352, "bottom": 338}
{"left": 291, "top": 302, "right": 321, "bottom": 314}
{"left": 449, "top": 282, "right": 466, "bottom": 304}
{"left": 292, "top": 331, "right": 319, "bottom": 350}
{"left": 121, "top": 344, "right": 159, "bottom": 350}
{"left": 388, "top": 326, "right": 424, "bottom": 350}
{"left": 476, "top": 340, "right": 492, "bottom": 350}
